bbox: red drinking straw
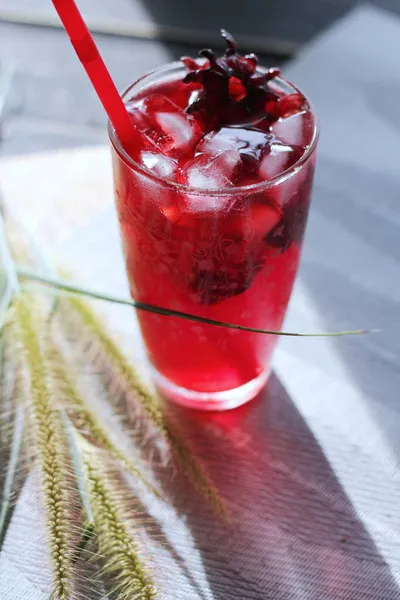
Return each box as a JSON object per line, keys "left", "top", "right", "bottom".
{"left": 51, "top": 0, "right": 138, "bottom": 152}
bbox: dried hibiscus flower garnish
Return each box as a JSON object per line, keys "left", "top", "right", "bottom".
{"left": 181, "top": 29, "right": 304, "bottom": 131}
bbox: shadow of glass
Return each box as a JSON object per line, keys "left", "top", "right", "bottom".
{"left": 153, "top": 373, "right": 399, "bottom": 599}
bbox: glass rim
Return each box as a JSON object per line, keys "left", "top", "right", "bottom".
{"left": 108, "top": 60, "right": 320, "bottom": 197}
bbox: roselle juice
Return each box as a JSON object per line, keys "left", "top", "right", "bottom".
{"left": 110, "top": 32, "right": 318, "bottom": 409}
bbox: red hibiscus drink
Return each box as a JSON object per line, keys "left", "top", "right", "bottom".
{"left": 109, "top": 32, "right": 319, "bottom": 410}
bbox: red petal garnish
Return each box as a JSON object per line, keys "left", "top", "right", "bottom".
{"left": 276, "top": 93, "right": 308, "bottom": 118}
{"left": 229, "top": 77, "right": 247, "bottom": 101}
{"left": 220, "top": 29, "right": 237, "bottom": 55}
{"left": 181, "top": 56, "right": 206, "bottom": 71}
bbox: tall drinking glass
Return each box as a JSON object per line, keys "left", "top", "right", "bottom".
{"left": 109, "top": 61, "right": 318, "bottom": 410}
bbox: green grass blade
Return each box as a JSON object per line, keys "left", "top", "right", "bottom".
{"left": 17, "top": 267, "right": 377, "bottom": 337}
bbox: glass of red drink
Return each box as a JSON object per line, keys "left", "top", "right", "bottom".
{"left": 109, "top": 34, "right": 319, "bottom": 410}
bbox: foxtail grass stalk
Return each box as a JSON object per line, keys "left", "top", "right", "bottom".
{"left": 76, "top": 434, "right": 156, "bottom": 600}
{"left": 62, "top": 296, "right": 225, "bottom": 516}
{"left": 12, "top": 295, "right": 77, "bottom": 600}
{"left": 44, "top": 330, "right": 161, "bottom": 499}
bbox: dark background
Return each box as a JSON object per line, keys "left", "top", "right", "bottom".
{"left": 0, "top": 0, "right": 399, "bottom": 156}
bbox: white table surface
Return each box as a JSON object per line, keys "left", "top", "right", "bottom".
{"left": 0, "top": 6, "right": 399, "bottom": 599}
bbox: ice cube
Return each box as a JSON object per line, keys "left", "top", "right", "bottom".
{"left": 183, "top": 191, "right": 235, "bottom": 214}
{"left": 259, "top": 142, "right": 306, "bottom": 211}
{"left": 259, "top": 142, "right": 297, "bottom": 180}
{"left": 271, "top": 112, "right": 305, "bottom": 147}
{"left": 250, "top": 202, "right": 282, "bottom": 238}
{"left": 128, "top": 94, "right": 203, "bottom": 159}
{"left": 177, "top": 150, "right": 242, "bottom": 214}
{"left": 225, "top": 201, "right": 282, "bottom": 240}
{"left": 198, "top": 129, "right": 237, "bottom": 156}
{"left": 140, "top": 151, "right": 177, "bottom": 180}
{"left": 183, "top": 150, "right": 242, "bottom": 190}
{"left": 198, "top": 126, "right": 272, "bottom": 172}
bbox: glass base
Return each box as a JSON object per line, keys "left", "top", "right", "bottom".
{"left": 153, "top": 368, "right": 269, "bottom": 411}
